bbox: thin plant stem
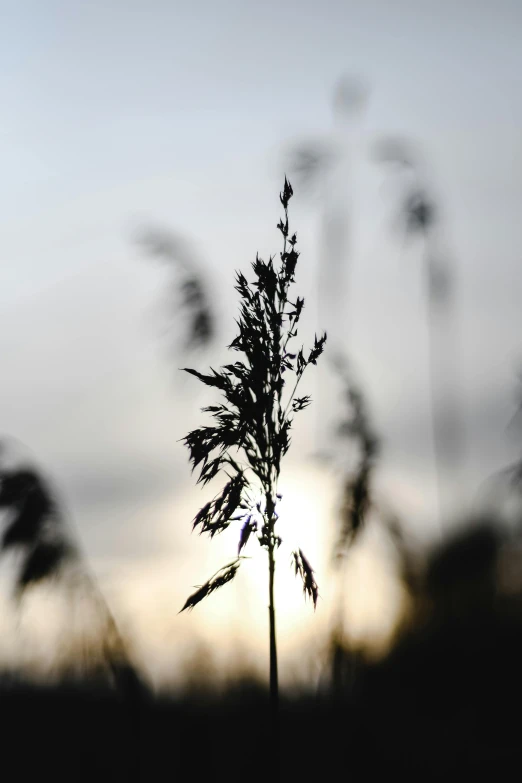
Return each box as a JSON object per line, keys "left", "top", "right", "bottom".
{"left": 268, "top": 528, "right": 279, "bottom": 739}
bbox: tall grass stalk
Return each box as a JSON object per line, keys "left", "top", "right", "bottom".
{"left": 375, "top": 137, "right": 462, "bottom": 529}
{"left": 180, "top": 179, "right": 326, "bottom": 733}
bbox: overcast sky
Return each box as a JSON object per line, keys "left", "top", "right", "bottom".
{"left": 1, "top": 0, "right": 521, "bottom": 686}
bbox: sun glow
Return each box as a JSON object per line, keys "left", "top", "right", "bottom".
{"left": 93, "top": 459, "right": 404, "bottom": 689}
{"left": 0, "top": 462, "right": 402, "bottom": 690}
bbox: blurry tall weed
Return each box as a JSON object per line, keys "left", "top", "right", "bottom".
{"left": 0, "top": 443, "right": 143, "bottom": 698}
{"left": 139, "top": 228, "right": 215, "bottom": 354}
{"left": 374, "top": 137, "right": 463, "bottom": 528}
{"left": 326, "top": 358, "right": 380, "bottom": 692}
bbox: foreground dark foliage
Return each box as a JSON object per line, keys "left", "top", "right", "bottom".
{"left": 3, "top": 518, "right": 522, "bottom": 781}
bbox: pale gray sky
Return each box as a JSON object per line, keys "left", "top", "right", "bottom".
{"left": 1, "top": 0, "right": 521, "bottom": 685}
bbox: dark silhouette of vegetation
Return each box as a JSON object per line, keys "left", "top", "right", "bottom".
{"left": 0, "top": 447, "right": 151, "bottom": 780}
{"left": 180, "top": 178, "right": 326, "bottom": 735}
{"left": 0, "top": 447, "right": 147, "bottom": 698}
{"left": 332, "top": 357, "right": 380, "bottom": 559}
{"left": 325, "top": 358, "right": 380, "bottom": 693}
{"left": 0, "top": 464, "right": 75, "bottom": 591}
{"left": 4, "top": 512, "right": 522, "bottom": 783}
{"left": 2, "top": 68, "right": 519, "bottom": 783}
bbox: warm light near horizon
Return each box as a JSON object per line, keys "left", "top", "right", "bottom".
{"left": 110, "top": 461, "right": 403, "bottom": 688}
{"left": 0, "top": 461, "right": 403, "bottom": 690}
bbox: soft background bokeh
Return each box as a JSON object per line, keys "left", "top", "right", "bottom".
{"left": 1, "top": 0, "right": 521, "bottom": 689}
